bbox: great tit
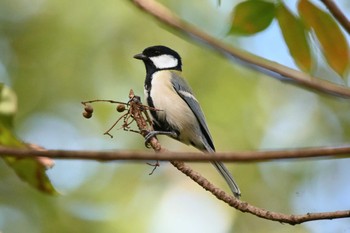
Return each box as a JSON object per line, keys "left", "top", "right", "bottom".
{"left": 134, "top": 45, "right": 241, "bottom": 198}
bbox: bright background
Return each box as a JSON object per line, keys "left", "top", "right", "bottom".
{"left": 1, "top": 0, "right": 350, "bottom": 232}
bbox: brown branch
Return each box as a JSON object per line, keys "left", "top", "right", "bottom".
{"left": 1, "top": 90, "right": 349, "bottom": 224}
{"left": 126, "top": 89, "right": 350, "bottom": 225}
{"left": 0, "top": 145, "right": 350, "bottom": 162}
{"left": 321, "top": 0, "right": 350, "bottom": 35}
{"left": 170, "top": 160, "right": 350, "bottom": 225}
{"left": 131, "top": 0, "right": 350, "bottom": 98}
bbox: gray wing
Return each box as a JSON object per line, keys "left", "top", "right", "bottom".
{"left": 170, "top": 71, "right": 215, "bottom": 151}
{"left": 171, "top": 72, "right": 241, "bottom": 197}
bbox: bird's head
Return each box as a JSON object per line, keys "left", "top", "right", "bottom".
{"left": 134, "top": 45, "right": 182, "bottom": 72}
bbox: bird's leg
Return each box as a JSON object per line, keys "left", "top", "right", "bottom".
{"left": 144, "top": 130, "right": 178, "bottom": 147}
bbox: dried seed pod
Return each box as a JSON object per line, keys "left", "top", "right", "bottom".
{"left": 116, "top": 104, "right": 126, "bottom": 112}
{"left": 83, "top": 111, "right": 92, "bottom": 119}
{"left": 84, "top": 104, "right": 94, "bottom": 114}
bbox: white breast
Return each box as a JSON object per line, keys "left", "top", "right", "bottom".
{"left": 148, "top": 71, "right": 200, "bottom": 144}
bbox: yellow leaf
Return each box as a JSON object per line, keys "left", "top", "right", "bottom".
{"left": 298, "top": 0, "right": 349, "bottom": 77}
{"left": 277, "top": 3, "right": 312, "bottom": 72}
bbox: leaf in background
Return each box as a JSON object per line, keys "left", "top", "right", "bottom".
{"left": 0, "top": 84, "right": 57, "bottom": 195}
{"left": 230, "top": 0, "right": 276, "bottom": 35}
{"left": 276, "top": 2, "right": 312, "bottom": 72}
{"left": 0, "top": 83, "right": 17, "bottom": 128}
{"left": 298, "top": 0, "right": 349, "bottom": 77}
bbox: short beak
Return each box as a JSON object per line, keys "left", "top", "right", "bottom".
{"left": 133, "top": 53, "right": 146, "bottom": 60}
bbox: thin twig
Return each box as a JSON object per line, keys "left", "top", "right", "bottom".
{"left": 321, "top": 0, "right": 350, "bottom": 35}
{"left": 131, "top": 0, "right": 350, "bottom": 98}
{"left": 103, "top": 111, "right": 130, "bottom": 137}
{"left": 81, "top": 99, "right": 129, "bottom": 106}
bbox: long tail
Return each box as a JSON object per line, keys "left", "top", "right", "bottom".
{"left": 211, "top": 161, "right": 241, "bottom": 198}
{"left": 204, "top": 146, "right": 241, "bottom": 198}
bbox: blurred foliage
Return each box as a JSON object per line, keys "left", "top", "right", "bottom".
{"left": 298, "top": 0, "right": 349, "bottom": 76}
{"left": 276, "top": 2, "right": 312, "bottom": 72}
{"left": 0, "top": 84, "right": 16, "bottom": 127}
{"left": 230, "top": 0, "right": 275, "bottom": 35}
{"left": 229, "top": 0, "right": 349, "bottom": 77}
{"left": 0, "top": 85, "right": 57, "bottom": 194}
{"left": 0, "top": 0, "right": 350, "bottom": 233}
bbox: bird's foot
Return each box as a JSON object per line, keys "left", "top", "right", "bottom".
{"left": 144, "top": 130, "right": 177, "bottom": 148}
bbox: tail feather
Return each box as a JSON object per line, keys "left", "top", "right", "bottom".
{"left": 203, "top": 144, "right": 241, "bottom": 198}
{"left": 211, "top": 161, "right": 241, "bottom": 198}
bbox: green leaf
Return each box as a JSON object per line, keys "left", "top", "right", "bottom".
{"left": 0, "top": 125, "right": 58, "bottom": 195}
{"left": 298, "top": 0, "right": 349, "bottom": 77}
{"left": 230, "top": 0, "right": 276, "bottom": 35}
{"left": 0, "top": 83, "right": 17, "bottom": 128}
{"left": 0, "top": 85, "right": 57, "bottom": 195}
{"left": 276, "top": 3, "right": 312, "bottom": 72}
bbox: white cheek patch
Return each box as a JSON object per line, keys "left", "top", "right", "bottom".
{"left": 150, "top": 54, "right": 178, "bottom": 69}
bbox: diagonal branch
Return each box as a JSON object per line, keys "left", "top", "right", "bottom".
{"left": 131, "top": 0, "right": 350, "bottom": 98}
{"left": 170, "top": 160, "right": 350, "bottom": 225}
{"left": 321, "top": 0, "right": 350, "bottom": 35}
{"left": 126, "top": 90, "right": 350, "bottom": 225}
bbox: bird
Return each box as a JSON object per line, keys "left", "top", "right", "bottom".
{"left": 133, "top": 45, "right": 241, "bottom": 198}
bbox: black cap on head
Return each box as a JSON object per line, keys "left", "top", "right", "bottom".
{"left": 134, "top": 45, "right": 182, "bottom": 71}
